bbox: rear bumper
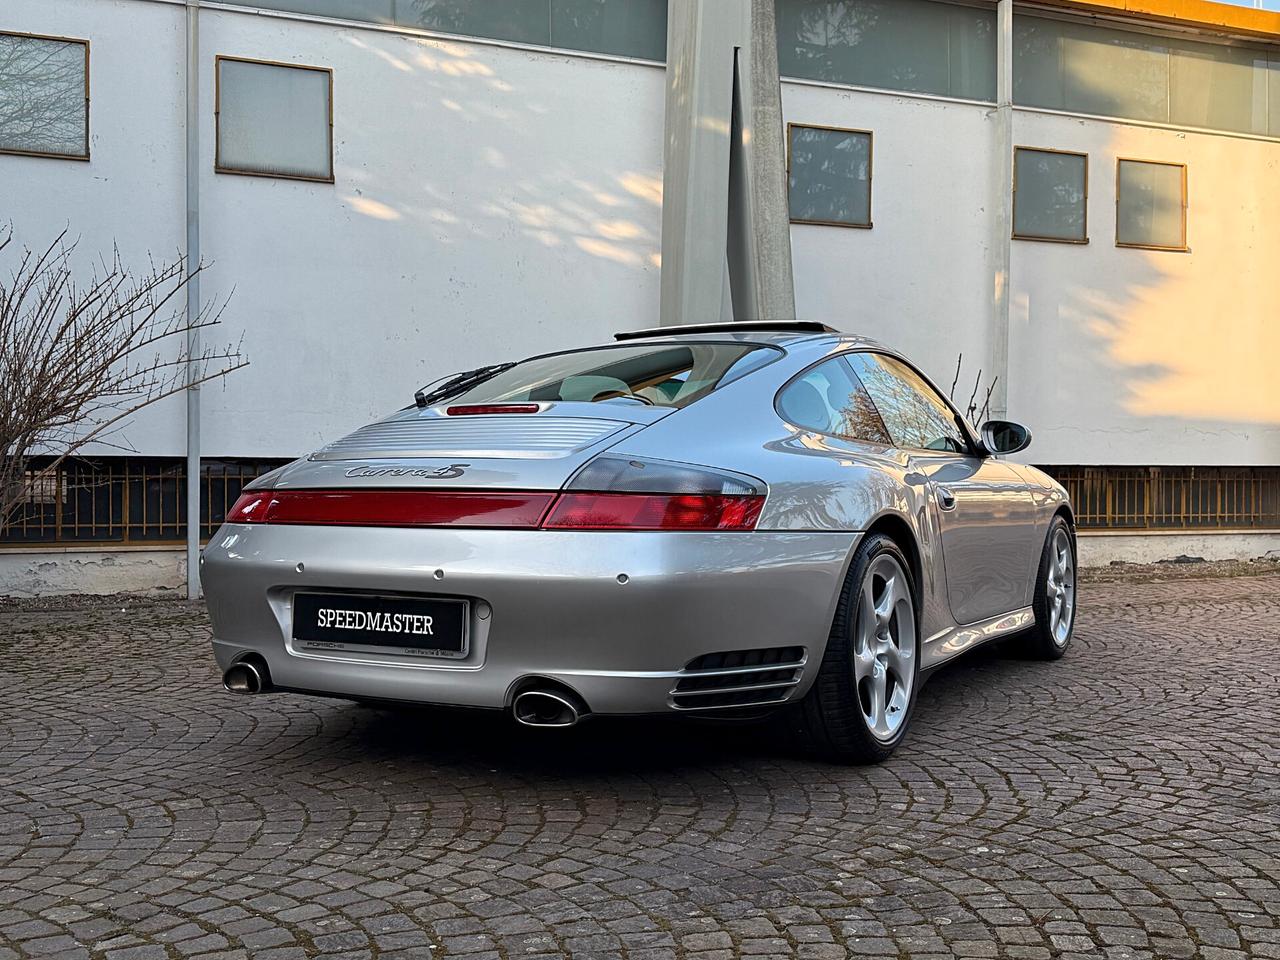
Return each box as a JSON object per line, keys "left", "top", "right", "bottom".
{"left": 201, "top": 524, "right": 857, "bottom": 714}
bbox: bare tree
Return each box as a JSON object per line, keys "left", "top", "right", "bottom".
{"left": 949, "top": 353, "right": 997, "bottom": 428}
{"left": 0, "top": 226, "right": 246, "bottom": 533}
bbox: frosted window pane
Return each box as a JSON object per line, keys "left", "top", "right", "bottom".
{"left": 1014, "top": 149, "right": 1086, "bottom": 242}
{"left": 244, "top": 1, "right": 670, "bottom": 58}
{"left": 551, "top": 0, "right": 666, "bottom": 60}
{"left": 0, "top": 33, "right": 87, "bottom": 158}
{"left": 1117, "top": 160, "right": 1184, "bottom": 249}
{"left": 1170, "top": 39, "right": 1268, "bottom": 135}
{"left": 218, "top": 60, "right": 331, "bottom": 180}
{"left": 253, "top": 0, "right": 395, "bottom": 23}
{"left": 776, "top": 0, "right": 996, "bottom": 101}
{"left": 788, "top": 126, "right": 871, "bottom": 226}
{"left": 396, "top": 1, "right": 550, "bottom": 45}
{"left": 1014, "top": 16, "right": 1167, "bottom": 123}
{"left": 1271, "top": 57, "right": 1280, "bottom": 137}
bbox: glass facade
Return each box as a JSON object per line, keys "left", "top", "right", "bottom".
{"left": 776, "top": 0, "right": 997, "bottom": 101}
{"left": 250, "top": 0, "right": 667, "bottom": 61}
{"left": 1015, "top": 14, "right": 1280, "bottom": 137}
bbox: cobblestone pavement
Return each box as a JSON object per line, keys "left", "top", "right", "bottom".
{"left": 1, "top": 575, "right": 1277, "bottom": 960}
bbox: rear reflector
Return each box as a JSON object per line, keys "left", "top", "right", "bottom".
{"left": 446, "top": 404, "right": 540, "bottom": 416}
{"left": 226, "top": 490, "right": 555, "bottom": 528}
{"left": 541, "top": 493, "right": 763, "bottom": 531}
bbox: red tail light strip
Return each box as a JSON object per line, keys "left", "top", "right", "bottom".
{"left": 541, "top": 493, "right": 764, "bottom": 531}
{"left": 227, "top": 490, "right": 556, "bottom": 529}
{"left": 227, "top": 490, "right": 764, "bottom": 531}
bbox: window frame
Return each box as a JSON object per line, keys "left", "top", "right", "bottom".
{"left": 1012, "top": 145, "right": 1089, "bottom": 244}
{"left": 214, "top": 54, "right": 335, "bottom": 183}
{"left": 1114, "top": 157, "right": 1188, "bottom": 252}
{"left": 0, "top": 30, "right": 91, "bottom": 162}
{"left": 775, "top": 350, "right": 981, "bottom": 456}
{"left": 786, "top": 122, "right": 874, "bottom": 229}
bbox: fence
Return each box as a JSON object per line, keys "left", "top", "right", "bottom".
{"left": 0, "top": 457, "right": 288, "bottom": 544}
{"left": 1041, "top": 466, "right": 1280, "bottom": 530}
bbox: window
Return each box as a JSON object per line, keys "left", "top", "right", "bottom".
{"left": 846, "top": 353, "right": 969, "bottom": 453}
{"left": 216, "top": 57, "right": 333, "bottom": 182}
{"left": 776, "top": 357, "right": 891, "bottom": 444}
{"left": 243, "top": 1, "right": 667, "bottom": 61}
{"left": 1116, "top": 159, "right": 1187, "bottom": 251}
{"left": 1014, "top": 14, "right": 1280, "bottom": 138}
{"left": 1013, "top": 147, "right": 1087, "bottom": 243}
{"left": 0, "top": 31, "right": 89, "bottom": 159}
{"left": 788, "top": 124, "right": 872, "bottom": 228}
{"left": 776, "top": 0, "right": 997, "bottom": 102}
{"left": 448, "top": 342, "right": 780, "bottom": 410}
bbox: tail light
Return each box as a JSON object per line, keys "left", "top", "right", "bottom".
{"left": 542, "top": 456, "right": 765, "bottom": 531}
{"left": 225, "top": 489, "right": 554, "bottom": 528}
{"left": 223, "top": 458, "right": 766, "bottom": 532}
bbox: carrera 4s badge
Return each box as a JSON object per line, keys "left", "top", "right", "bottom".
{"left": 344, "top": 463, "right": 470, "bottom": 480}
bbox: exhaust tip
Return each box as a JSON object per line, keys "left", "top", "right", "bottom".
{"left": 223, "top": 658, "right": 268, "bottom": 695}
{"left": 513, "top": 689, "right": 583, "bottom": 728}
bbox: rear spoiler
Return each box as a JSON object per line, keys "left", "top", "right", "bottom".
{"left": 615, "top": 321, "right": 838, "bottom": 341}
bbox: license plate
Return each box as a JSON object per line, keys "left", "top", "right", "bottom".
{"left": 292, "top": 592, "right": 469, "bottom": 658}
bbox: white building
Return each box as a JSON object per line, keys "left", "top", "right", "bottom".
{"left": 2, "top": 0, "right": 1278, "bottom": 594}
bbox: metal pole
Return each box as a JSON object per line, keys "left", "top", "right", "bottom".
{"left": 185, "top": 0, "right": 202, "bottom": 599}
{"left": 990, "top": 0, "right": 1013, "bottom": 419}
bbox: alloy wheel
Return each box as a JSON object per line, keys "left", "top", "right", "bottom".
{"left": 853, "top": 553, "right": 916, "bottom": 741}
{"left": 1046, "top": 527, "right": 1076, "bottom": 646}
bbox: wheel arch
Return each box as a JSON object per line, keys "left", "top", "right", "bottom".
{"left": 861, "top": 511, "right": 924, "bottom": 605}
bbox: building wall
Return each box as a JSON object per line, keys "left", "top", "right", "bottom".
{"left": 1009, "top": 109, "right": 1280, "bottom": 466}
{"left": 3, "top": 0, "right": 666, "bottom": 461}
{"left": 2, "top": 0, "right": 1278, "bottom": 587}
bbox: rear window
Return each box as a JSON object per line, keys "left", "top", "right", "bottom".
{"left": 449, "top": 342, "right": 779, "bottom": 410}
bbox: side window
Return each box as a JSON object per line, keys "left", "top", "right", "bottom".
{"left": 777, "top": 358, "right": 892, "bottom": 445}
{"left": 846, "top": 353, "right": 969, "bottom": 453}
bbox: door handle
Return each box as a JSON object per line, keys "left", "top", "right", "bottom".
{"left": 937, "top": 486, "right": 957, "bottom": 511}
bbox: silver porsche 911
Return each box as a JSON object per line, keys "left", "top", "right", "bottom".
{"left": 202, "top": 321, "right": 1076, "bottom": 763}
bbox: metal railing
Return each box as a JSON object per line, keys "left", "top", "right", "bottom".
{"left": 0, "top": 457, "right": 288, "bottom": 545}
{"left": 1041, "top": 466, "right": 1280, "bottom": 530}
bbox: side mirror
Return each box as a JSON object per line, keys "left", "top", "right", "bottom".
{"left": 980, "top": 420, "right": 1032, "bottom": 456}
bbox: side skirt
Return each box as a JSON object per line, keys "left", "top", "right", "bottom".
{"left": 920, "top": 607, "right": 1035, "bottom": 670}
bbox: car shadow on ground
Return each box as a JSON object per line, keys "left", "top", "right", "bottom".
{"left": 330, "top": 639, "right": 1021, "bottom": 776}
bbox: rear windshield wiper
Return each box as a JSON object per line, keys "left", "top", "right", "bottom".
{"left": 414, "top": 362, "right": 517, "bottom": 408}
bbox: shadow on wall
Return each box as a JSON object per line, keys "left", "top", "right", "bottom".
{"left": 1013, "top": 26, "right": 1280, "bottom": 445}
{"left": 337, "top": 33, "right": 662, "bottom": 274}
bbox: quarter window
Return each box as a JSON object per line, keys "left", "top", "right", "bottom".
{"left": 776, "top": 358, "right": 891, "bottom": 445}
{"left": 0, "top": 32, "right": 89, "bottom": 159}
{"left": 1013, "top": 147, "right": 1088, "bottom": 243}
{"left": 216, "top": 57, "right": 333, "bottom": 182}
{"left": 846, "top": 353, "right": 969, "bottom": 453}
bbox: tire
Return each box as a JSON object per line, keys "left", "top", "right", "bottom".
{"left": 791, "top": 533, "right": 920, "bottom": 764}
{"left": 1022, "top": 515, "right": 1078, "bottom": 660}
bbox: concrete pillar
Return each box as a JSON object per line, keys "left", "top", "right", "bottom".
{"left": 989, "top": 0, "right": 1014, "bottom": 419}
{"left": 660, "top": 0, "right": 795, "bottom": 326}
